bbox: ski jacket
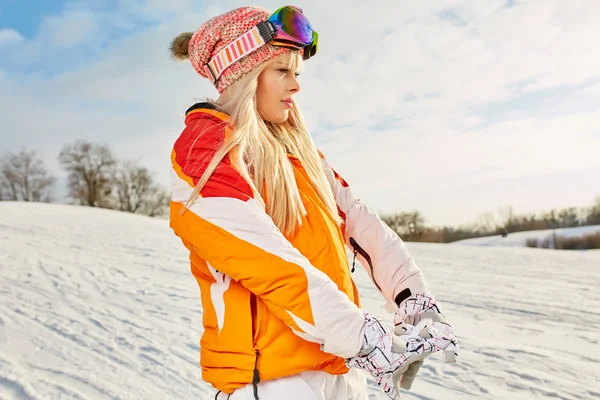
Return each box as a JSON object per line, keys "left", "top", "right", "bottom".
{"left": 169, "top": 103, "right": 428, "bottom": 394}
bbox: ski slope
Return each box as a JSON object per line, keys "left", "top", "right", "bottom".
{"left": 451, "top": 225, "right": 600, "bottom": 248}
{"left": 1, "top": 202, "right": 599, "bottom": 400}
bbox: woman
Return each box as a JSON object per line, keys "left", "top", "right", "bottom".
{"left": 168, "top": 5, "right": 458, "bottom": 400}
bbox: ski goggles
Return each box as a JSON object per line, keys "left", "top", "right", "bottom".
{"left": 204, "top": 6, "right": 319, "bottom": 84}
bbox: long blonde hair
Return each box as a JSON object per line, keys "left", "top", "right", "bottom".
{"left": 185, "top": 51, "right": 341, "bottom": 236}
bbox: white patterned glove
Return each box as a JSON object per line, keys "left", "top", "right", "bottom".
{"left": 390, "top": 291, "right": 459, "bottom": 390}
{"left": 393, "top": 291, "right": 450, "bottom": 327}
{"left": 346, "top": 312, "right": 458, "bottom": 399}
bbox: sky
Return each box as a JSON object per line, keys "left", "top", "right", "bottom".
{"left": 1, "top": 0, "right": 599, "bottom": 227}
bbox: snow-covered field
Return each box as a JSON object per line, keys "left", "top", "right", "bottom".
{"left": 1, "top": 202, "right": 599, "bottom": 400}
{"left": 451, "top": 225, "right": 600, "bottom": 248}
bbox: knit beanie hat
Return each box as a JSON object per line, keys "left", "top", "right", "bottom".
{"left": 170, "top": 6, "right": 292, "bottom": 93}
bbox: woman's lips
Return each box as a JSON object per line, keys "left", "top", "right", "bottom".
{"left": 282, "top": 99, "right": 294, "bottom": 108}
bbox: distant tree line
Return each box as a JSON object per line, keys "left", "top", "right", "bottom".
{"left": 2, "top": 144, "right": 599, "bottom": 238}
{"left": 0, "top": 140, "right": 169, "bottom": 218}
{"left": 525, "top": 232, "right": 600, "bottom": 250}
{"left": 380, "top": 200, "right": 600, "bottom": 244}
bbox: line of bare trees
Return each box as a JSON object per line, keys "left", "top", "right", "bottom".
{"left": 3, "top": 143, "right": 599, "bottom": 233}
{"left": 0, "top": 140, "right": 169, "bottom": 217}
{"left": 381, "top": 198, "right": 600, "bottom": 244}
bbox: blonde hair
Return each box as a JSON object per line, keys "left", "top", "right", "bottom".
{"left": 184, "top": 51, "right": 341, "bottom": 236}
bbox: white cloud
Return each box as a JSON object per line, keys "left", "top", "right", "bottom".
{"left": 0, "top": 28, "right": 24, "bottom": 48}
{"left": 1, "top": 0, "right": 599, "bottom": 226}
{"left": 41, "top": 11, "right": 99, "bottom": 48}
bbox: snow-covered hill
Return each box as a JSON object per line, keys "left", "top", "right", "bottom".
{"left": 451, "top": 225, "right": 600, "bottom": 248}
{"left": 1, "top": 202, "right": 599, "bottom": 400}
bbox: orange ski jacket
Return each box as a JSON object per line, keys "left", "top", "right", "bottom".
{"left": 169, "top": 103, "right": 428, "bottom": 394}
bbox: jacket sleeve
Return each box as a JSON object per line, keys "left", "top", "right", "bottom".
{"left": 169, "top": 119, "right": 365, "bottom": 359}
{"left": 320, "top": 153, "right": 430, "bottom": 307}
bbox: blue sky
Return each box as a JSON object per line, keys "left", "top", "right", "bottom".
{"left": 1, "top": 0, "right": 599, "bottom": 227}
{"left": 0, "top": 0, "right": 165, "bottom": 77}
{"left": 0, "top": 1, "right": 71, "bottom": 38}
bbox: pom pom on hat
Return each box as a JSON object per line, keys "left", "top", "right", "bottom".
{"left": 177, "top": 6, "right": 290, "bottom": 93}
{"left": 170, "top": 32, "right": 193, "bottom": 60}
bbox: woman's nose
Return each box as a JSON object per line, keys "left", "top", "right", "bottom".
{"left": 289, "top": 77, "right": 300, "bottom": 93}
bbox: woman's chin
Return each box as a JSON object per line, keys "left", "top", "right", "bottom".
{"left": 266, "top": 110, "right": 290, "bottom": 124}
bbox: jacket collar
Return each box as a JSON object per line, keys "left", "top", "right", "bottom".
{"left": 185, "top": 102, "right": 230, "bottom": 125}
{"left": 183, "top": 103, "right": 298, "bottom": 159}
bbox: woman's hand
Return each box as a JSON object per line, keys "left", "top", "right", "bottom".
{"left": 345, "top": 312, "right": 458, "bottom": 399}
{"left": 391, "top": 292, "right": 459, "bottom": 390}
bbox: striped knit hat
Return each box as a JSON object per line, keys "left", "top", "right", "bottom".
{"left": 170, "top": 6, "right": 292, "bottom": 93}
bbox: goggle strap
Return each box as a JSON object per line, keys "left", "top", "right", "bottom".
{"left": 204, "top": 23, "right": 275, "bottom": 84}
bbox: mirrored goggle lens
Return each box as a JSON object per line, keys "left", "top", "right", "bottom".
{"left": 269, "top": 6, "right": 314, "bottom": 45}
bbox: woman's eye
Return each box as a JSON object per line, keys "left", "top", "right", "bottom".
{"left": 276, "top": 68, "right": 299, "bottom": 77}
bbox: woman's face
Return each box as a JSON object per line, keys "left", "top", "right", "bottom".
{"left": 256, "top": 59, "right": 301, "bottom": 123}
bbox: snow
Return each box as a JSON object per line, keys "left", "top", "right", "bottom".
{"left": 1, "top": 201, "right": 599, "bottom": 400}
{"left": 451, "top": 225, "right": 600, "bottom": 248}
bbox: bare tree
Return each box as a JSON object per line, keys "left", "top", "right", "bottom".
{"left": 558, "top": 207, "right": 579, "bottom": 228}
{"left": 544, "top": 209, "right": 559, "bottom": 228}
{"left": 380, "top": 213, "right": 406, "bottom": 236}
{"left": 405, "top": 211, "right": 425, "bottom": 240}
{"left": 110, "top": 159, "right": 170, "bottom": 217}
{"left": 586, "top": 195, "right": 600, "bottom": 225}
{"left": 0, "top": 149, "right": 56, "bottom": 202}
{"left": 381, "top": 211, "right": 425, "bottom": 240}
{"left": 138, "top": 186, "right": 170, "bottom": 218}
{"left": 476, "top": 211, "right": 499, "bottom": 234}
{"left": 497, "top": 205, "right": 515, "bottom": 234}
{"left": 58, "top": 140, "right": 116, "bottom": 207}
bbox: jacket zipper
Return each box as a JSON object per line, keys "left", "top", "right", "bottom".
{"left": 349, "top": 237, "right": 382, "bottom": 292}
{"left": 251, "top": 294, "right": 261, "bottom": 399}
{"left": 252, "top": 349, "right": 260, "bottom": 400}
{"left": 350, "top": 247, "right": 358, "bottom": 273}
